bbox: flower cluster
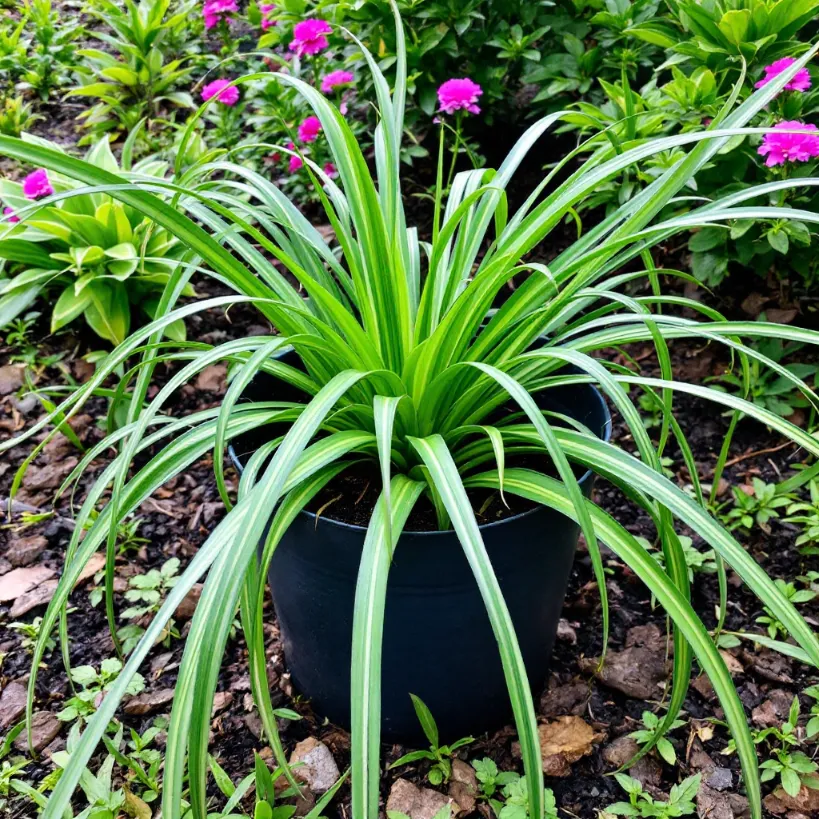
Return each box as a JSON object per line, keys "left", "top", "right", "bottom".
{"left": 202, "top": 78, "right": 240, "bottom": 106}
{"left": 321, "top": 70, "right": 354, "bottom": 94}
{"left": 22, "top": 168, "right": 54, "bottom": 200}
{"left": 203, "top": 0, "right": 237, "bottom": 29}
{"left": 3, "top": 206, "right": 19, "bottom": 223}
{"left": 758, "top": 121, "right": 819, "bottom": 167}
{"left": 298, "top": 116, "right": 322, "bottom": 143}
{"left": 259, "top": 2, "right": 276, "bottom": 30}
{"left": 289, "top": 19, "right": 332, "bottom": 57}
{"left": 437, "top": 78, "right": 482, "bottom": 116}
{"left": 755, "top": 57, "right": 811, "bottom": 93}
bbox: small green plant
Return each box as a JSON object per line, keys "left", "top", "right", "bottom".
{"left": 8, "top": 616, "right": 56, "bottom": 655}
{"left": 0, "top": 137, "right": 191, "bottom": 343}
{"left": 495, "top": 775, "right": 557, "bottom": 819}
{"left": 390, "top": 695, "right": 474, "bottom": 786}
{"left": 52, "top": 723, "right": 127, "bottom": 817}
{"left": 603, "top": 773, "right": 701, "bottom": 819}
{"left": 714, "top": 340, "right": 818, "bottom": 419}
{"left": 0, "top": 96, "right": 42, "bottom": 137}
{"left": 118, "top": 557, "right": 181, "bottom": 653}
{"left": 804, "top": 685, "right": 819, "bottom": 740}
{"left": 473, "top": 757, "right": 521, "bottom": 804}
{"left": 756, "top": 579, "right": 816, "bottom": 640}
{"left": 721, "top": 697, "right": 819, "bottom": 797}
{"left": 57, "top": 659, "right": 145, "bottom": 725}
{"left": 0, "top": 723, "right": 28, "bottom": 813}
{"left": 757, "top": 697, "right": 819, "bottom": 797}
{"left": 718, "top": 478, "right": 794, "bottom": 534}
{"left": 784, "top": 479, "right": 819, "bottom": 554}
{"left": 629, "top": 711, "right": 686, "bottom": 766}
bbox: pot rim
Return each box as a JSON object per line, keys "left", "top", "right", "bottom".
{"left": 228, "top": 380, "right": 612, "bottom": 537}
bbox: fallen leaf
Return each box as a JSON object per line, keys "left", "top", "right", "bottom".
{"left": 534, "top": 716, "right": 604, "bottom": 777}
{"left": 10, "top": 578, "right": 58, "bottom": 617}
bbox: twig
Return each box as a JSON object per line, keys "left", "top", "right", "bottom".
{"left": 722, "top": 440, "right": 792, "bottom": 468}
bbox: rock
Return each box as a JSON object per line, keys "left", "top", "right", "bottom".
{"left": 7, "top": 536, "right": 48, "bottom": 567}
{"left": 698, "top": 783, "right": 750, "bottom": 819}
{"left": 629, "top": 755, "right": 663, "bottom": 788}
{"left": 0, "top": 566, "right": 56, "bottom": 603}
{"left": 9, "top": 578, "right": 58, "bottom": 617}
{"left": 579, "top": 643, "right": 670, "bottom": 699}
{"left": 14, "top": 711, "right": 61, "bottom": 752}
{"left": 764, "top": 786, "right": 819, "bottom": 815}
{"left": 289, "top": 737, "right": 340, "bottom": 794}
{"left": 705, "top": 768, "right": 733, "bottom": 792}
{"left": 0, "top": 681, "right": 27, "bottom": 729}
{"left": 741, "top": 649, "right": 793, "bottom": 684}
{"left": 386, "top": 778, "right": 453, "bottom": 819}
{"left": 196, "top": 364, "right": 227, "bottom": 393}
{"left": 625, "top": 624, "right": 667, "bottom": 650}
{"left": 556, "top": 619, "right": 577, "bottom": 644}
{"left": 448, "top": 759, "right": 478, "bottom": 815}
{"left": 176, "top": 584, "right": 203, "bottom": 619}
{"left": 751, "top": 690, "right": 794, "bottom": 728}
{"left": 602, "top": 735, "right": 640, "bottom": 769}
{"left": 539, "top": 679, "right": 589, "bottom": 718}
{"left": 534, "top": 716, "right": 603, "bottom": 777}
{"left": 0, "top": 364, "right": 24, "bottom": 395}
{"left": 124, "top": 688, "right": 176, "bottom": 716}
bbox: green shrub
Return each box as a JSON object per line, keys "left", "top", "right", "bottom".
{"left": 0, "top": 136, "right": 191, "bottom": 344}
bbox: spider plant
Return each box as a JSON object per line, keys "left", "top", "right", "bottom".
{"left": 2, "top": 9, "right": 819, "bottom": 819}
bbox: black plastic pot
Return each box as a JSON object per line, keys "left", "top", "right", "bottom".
{"left": 230, "top": 354, "right": 611, "bottom": 744}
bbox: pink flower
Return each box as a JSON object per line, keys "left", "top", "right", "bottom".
{"left": 321, "top": 69, "right": 354, "bottom": 94}
{"left": 3, "top": 206, "right": 19, "bottom": 223}
{"left": 437, "top": 78, "right": 483, "bottom": 116}
{"left": 203, "top": 0, "right": 236, "bottom": 28}
{"left": 758, "top": 121, "right": 819, "bottom": 167}
{"left": 22, "top": 169, "right": 53, "bottom": 200}
{"left": 755, "top": 57, "right": 811, "bottom": 93}
{"left": 287, "top": 142, "right": 303, "bottom": 172}
{"left": 259, "top": 2, "right": 277, "bottom": 29}
{"left": 289, "top": 19, "right": 331, "bottom": 57}
{"left": 323, "top": 162, "right": 338, "bottom": 179}
{"left": 298, "top": 115, "right": 322, "bottom": 143}
{"left": 202, "top": 79, "right": 240, "bottom": 106}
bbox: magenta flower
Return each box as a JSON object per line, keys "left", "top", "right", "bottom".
{"left": 437, "top": 78, "right": 482, "bottom": 116}
{"left": 203, "top": 0, "right": 236, "bottom": 29}
{"left": 202, "top": 79, "right": 240, "bottom": 106}
{"left": 287, "top": 142, "right": 303, "bottom": 173}
{"left": 3, "top": 206, "right": 19, "bottom": 223}
{"left": 755, "top": 57, "right": 811, "bottom": 93}
{"left": 298, "top": 115, "right": 322, "bottom": 143}
{"left": 259, "top": 2, "right": 277, "bottom": 29}
{"left": 289, "top": 19, "right": 332, "bottom": 57}
{"left": 323, "top": 162, "right": 338, "bottom": 179}
{"left": 22, "top": 169, "right": 53, "bottom": 200}
{"left": 321, "top": 69, "right": 354, "bottom": 94}
{"left": 758, "top": 121, "right": 819, "bottom": 167}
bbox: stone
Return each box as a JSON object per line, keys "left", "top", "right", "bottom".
{"left": 386, "top": 778, "right": 453, "bottom": 819}
{"left": 289, "top": 737, "right": 340, "bottom": 793}
{"left": 0, "top": 681, "right": 27, "bottom": 729}
{"left": 602, "top": 735, "right": 640, "bottom": 769}
{"left": 14, "top": 711, "right": 61, "bottom": 752}
{"left": 539, "top": 679, "right": 589, "bottom": 718}
{"left": 698, "top": 783, "right": 750, "bottom": 819}
{"left": 124, "top": 688, "right": 176, "bottom": 716}
{"left": 0, "top": 365, "right": 24, "bottom": 395}
{"left": 196, "top": 364, "right": 227, "bottom": 393}
{"left": 448, "top": 759, "right": 478, "bottom": 815}
{"left": 579, "top": 643, "right": 670, "bottom": 699}
{"left": 0, "top": 566, "right": 56, "bottom": 603}
{"left": 9, "top": 579, "right": 58, "bottom": 617}
{"left": 7, "top": 536, "right": 48, "bottom": 567}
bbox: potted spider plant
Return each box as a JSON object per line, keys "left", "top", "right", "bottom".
{"left": 4, "top": 9, "right": 819, "bottom": 819}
